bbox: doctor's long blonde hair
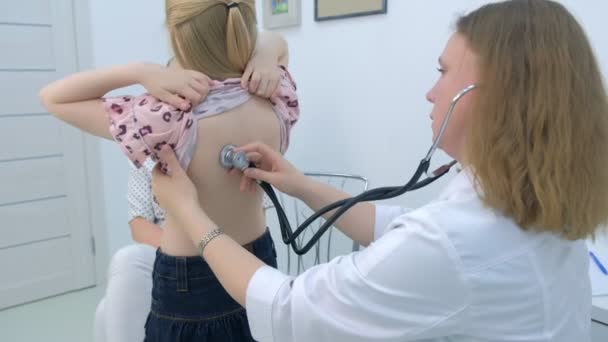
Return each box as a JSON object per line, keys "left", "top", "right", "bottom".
{"left": 459, "top": 0, "right": 608, "bottom": 240}
{"left": 165, "top": 0, "right": 257, "bottom": 80}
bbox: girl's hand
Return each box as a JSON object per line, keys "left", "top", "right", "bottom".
{"left": 138, "top": 63, "right": 214, "bottom": 111}
{"left": 241, "top": 53, "right": 282, "bottom": 98}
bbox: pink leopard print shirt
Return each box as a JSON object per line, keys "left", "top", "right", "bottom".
{"left": 103, "top": 66, "right": 299, "bottom": 172}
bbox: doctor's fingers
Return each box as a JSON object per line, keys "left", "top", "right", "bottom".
{"left": 246, "top": 152, "right": 288, "bottom": 175}
{"left": 245, "top": 150, "right": 285, "bottom": 167}
{"left": 239, "top": 173, "right": 257, "bottom": 194}
{"left": 245, "top": 152, "right": 267, "bottom": 166}
{"left": 235, "top": 142, "right": 279, "bottom": 157}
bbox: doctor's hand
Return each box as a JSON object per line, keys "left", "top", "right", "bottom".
{"left": 151, "top": 146, "right": 200, "bottom": 224}
{"left": 233, "top": 142, "right": 308, "bottom": 197}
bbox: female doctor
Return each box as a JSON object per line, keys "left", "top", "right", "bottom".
{"left": 150, "top": 1, "right": 608, "bottom": 341}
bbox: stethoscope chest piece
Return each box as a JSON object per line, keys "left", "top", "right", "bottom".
{"left": 220, "top": 144, "right": 250, "bottom": 171}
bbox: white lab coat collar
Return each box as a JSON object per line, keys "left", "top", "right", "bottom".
{"left": 437, "top": 167, "right": 478, "bottom": 201}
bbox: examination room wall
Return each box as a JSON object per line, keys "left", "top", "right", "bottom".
{"left": 86, "top": 0, "right": 608, "bottom": 263}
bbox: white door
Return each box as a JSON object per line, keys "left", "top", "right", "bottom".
{"left": 0, "top": 0, "right": 96, "bottom": 309}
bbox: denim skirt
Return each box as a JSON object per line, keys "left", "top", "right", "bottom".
{"left": 144, "top": 229, "right": 277, "bottom": 342}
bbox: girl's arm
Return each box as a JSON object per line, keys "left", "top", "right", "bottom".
{"left": 242, "top": 31, "right": 290, "bottom": 97}
{"left": 129, "top": 218, "right": 163, "bottom": 248}
{"left": 39, "top": 63, "right": 210, "bottom": 140}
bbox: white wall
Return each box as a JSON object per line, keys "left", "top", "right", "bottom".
{"left": 88, "top": 0, "right": 171, "bottom": 255}
{"left": 85, "top": 0, "right": 608, "bottom": 258}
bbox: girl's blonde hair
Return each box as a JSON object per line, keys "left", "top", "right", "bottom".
{"left": 458, "top": 0, "right": 608, "bottom": 240}
{"left": 166, "top": 0, "right": 257, "bottom": 80}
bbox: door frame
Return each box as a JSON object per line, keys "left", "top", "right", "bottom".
{"left": 71, "top": 0, "right": 110, "bottom": 287}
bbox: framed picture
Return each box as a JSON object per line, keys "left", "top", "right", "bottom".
{"left": 262, "top": 0, "right": 302, "bottom": 29}
{"left": 315, "top": 0, "right": 388, "bottom": 22}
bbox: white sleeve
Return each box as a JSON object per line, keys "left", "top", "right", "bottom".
{"left": 127, "top": 165, "right": 155, "bottom": 223}
{"left": 246, "top": 214, "right": 471, "bottom": 342}
{"left": 374, "top": 204, "right": 411, "bottom": 240}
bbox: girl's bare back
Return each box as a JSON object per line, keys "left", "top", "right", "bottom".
{"left": 160, "top": 96, "right": 280, "bottom": 256}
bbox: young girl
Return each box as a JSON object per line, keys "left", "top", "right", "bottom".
{"left": 94, "top": 50, "right": 287, "bottom": 341}
{"left": 41, "top": 1, "right": 300, "bottom": 341}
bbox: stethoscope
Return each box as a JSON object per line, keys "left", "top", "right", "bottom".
{"left": 220, "top": 84, "right": 477, "bottom": 255}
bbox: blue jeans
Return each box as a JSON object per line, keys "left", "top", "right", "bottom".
{"left": 144, "top": 230, "right": 277, "bottom": 342}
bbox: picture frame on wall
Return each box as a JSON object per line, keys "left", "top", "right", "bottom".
{"left": 262, "top": 0, "right": 302, "bottom": 29}
{"left": 315, "top": 0, "right": 388, "bottom": 22}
